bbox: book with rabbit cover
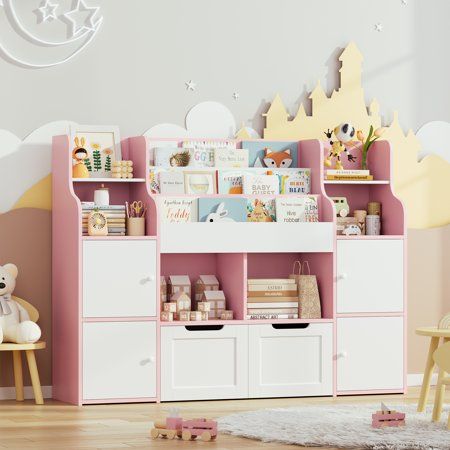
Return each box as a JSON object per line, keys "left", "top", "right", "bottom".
{"left": 198, "top": 198, "right": 247, "bottom": 222}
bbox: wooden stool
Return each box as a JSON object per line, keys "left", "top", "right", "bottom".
{"left": 432, "top": 342, "right": 450, "bottom": 427}
{"left": 0, "top": 341, "right": 46, "bottom": 404}
{"left": 415, "top": 327, "right": 450, "bottom": 415}
{"left": 0, "top": 296, "right": 46, "bottom": 405}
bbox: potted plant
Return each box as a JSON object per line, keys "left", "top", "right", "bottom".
{"left": 357, "top": 126, "right": 386, "bottom": 170}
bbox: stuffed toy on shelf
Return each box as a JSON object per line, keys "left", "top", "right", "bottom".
{"left": 0, "top": 263, "right": 41, "bottom": 344}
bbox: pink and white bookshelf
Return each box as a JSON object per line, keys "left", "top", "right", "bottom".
{"left": 52, "top": 136, "right": 406, "bottom": 405}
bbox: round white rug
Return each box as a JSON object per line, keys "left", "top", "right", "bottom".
{"left": 218, "top": 403, "right": 450, "bottom": 449}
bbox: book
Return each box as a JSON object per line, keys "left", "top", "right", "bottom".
{"left": 246, "top": 198, "right": 276, "bottom": 222}
{"left": 242, "top": 174, "right": 279, "bottom": 195}
{"left": 182, "top": 141, "right": 217, "bottom": 167}
{"left": 275, "top": 196, "right": 319, "bottom": 223}
{"left": 327, "top": 169, "right": 370, "bottom": 175}
{"left": 81, "top": 205, "right": 125, "bottom": 211}
{"left": 217, "top": 169, "right": 266, "bottom": 194}
{"left": 247, "top": 313, "right": 299, "bottom": 319}
{"left": 198, "top": 198, "right": 247, "bottom": 222}
{"left": 159, "top": 171, "right": 185, "bottom": 194}
{"left": 248, "top": 283, "right": 297, "bottom": 291}
{"left": 325, "top": 174, "right": 374, "bottom": 181}
{"left": 159, "top": 197, "right": 198, "bottom": 223}
{"left": 272, "top": 168, "right": 311, "bottom": 194}
{"left": 248, "top": 278, "right": 295, "bottom": 284}
{"left": 247, "top": 308, "right": 298, "bottom": 314}
{"left": 247, "top": 290, "right": 298, "bottom": 298}
{"left": 214, "top": 148, "right": 249, "bottom": 168}
{"left": 154, "top": 147, "right": 191, "bottom": 167}
{"left": 246, "top": 301, "right": 299, "bottom": 307}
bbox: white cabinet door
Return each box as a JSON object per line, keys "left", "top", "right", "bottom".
{"left": 83, "top": 321, "right": 156, "bottom": 400}
{"left": 249, "top": 324, "right": 333, "bottom": 398}
{"left": 337, "top": 240, "right": 404, "bottom": 313}
{"left": 337, "top": 317, "right": 404, "bottom": 392}
{"left": 161, "top": 325, "right": 248, "bottom": 401}
{"left": 83, "top": 240, "right": 157, "bottom": 317}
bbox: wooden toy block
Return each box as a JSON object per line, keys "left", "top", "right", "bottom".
{"left": 168, "top": 275, "right": 191, "bottom": 297}
{"left": 178, "top": 310, "right": 190, "bottom": 321}
{"left": 220, "top": 310, "right": 234, "bottom": 320}
{"left": 197, "top": 301, "right": 211, "bottom": 312}
{"left": 161, "top": 311, "right": 173, "bottom": 322}
{"left": 163, "top": 302, "right": 177, "bottom": 313}
{"left": 171, "top": 291, "right": 191, "bottom": 312}
{"left": 195, "top": 275, "right": 220, "bottom": 301}
{"left": 190, "top": 311, "right": 203, "bottom": 321}
{"left": 160, "top": 276, "right": 167, "bottom": 308}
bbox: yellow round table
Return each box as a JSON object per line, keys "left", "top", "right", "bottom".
{"left": 416, "top": 327, "right": 450, "bottom": 419}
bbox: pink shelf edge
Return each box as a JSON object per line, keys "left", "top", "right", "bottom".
{"left": 336, "top": 235, "right": 405, "bottom": 240}
{"left": 82, "top": 397, "right": 158, "bottom": 404}
{"left": 159, "top": 318, "right": 334, "bottom": 326}
{"left": 81, "top": 235, "right": 157, "bottom": 240}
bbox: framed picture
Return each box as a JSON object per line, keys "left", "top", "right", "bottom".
{"left": 70, "top": 125, "right": 121, "bottom": 178}
{"left": 184, "top": 170, "right": 217, "bottom": 195}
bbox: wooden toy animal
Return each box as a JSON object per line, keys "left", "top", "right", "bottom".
{"left": 72, "top": 137, "right": 90, "bottom": 178}
{"left": 372, "top": 403, "right": 405, "bottom": 428}
{"left": 151, "top": 416, "right": 217, "bottom": 441}
{"left": 324, "top": 123, "right": 358, "bottom": 170}
{"left": 263, "top": 148, "right": 293, "bottom": 168}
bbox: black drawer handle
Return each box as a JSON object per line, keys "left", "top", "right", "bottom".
{"left": 272, "top": 323, "right": 310, "bottom": 330}
{"left": 185, "top": 325, "right": 224, "bottom": 331}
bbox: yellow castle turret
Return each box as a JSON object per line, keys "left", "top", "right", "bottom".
{"left": 339, "top": 41, "right": 363, "bottom": 92}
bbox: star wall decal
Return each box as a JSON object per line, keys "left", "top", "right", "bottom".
{"left": 401, "top": 0, "right": 408, "bottom": 4}
{"left": 185, "top": 80, "right": 196, "bottom": 91}
{"left": 38, "top": 0, "right": 58, "bottom": 22}
{"left": 64, "top": 0, "right": 100, "bottom": 37}
{"left": 374, "top": 23, "right": 383, "bottom": 32}
{"left": 232, "top": 92, "right": 240, "bottom": 100}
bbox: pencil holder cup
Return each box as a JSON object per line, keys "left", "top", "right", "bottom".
{"left": 127, "top": 217, "right": 145, "bottom": 236}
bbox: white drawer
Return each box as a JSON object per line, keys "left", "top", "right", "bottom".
{"left": 83, "top": 321, "right": 157, "bottom": 400}
{"left": 249, "top": 323, "right": 333, "bottom": 398}
{"left": 161, "top": 325, "right": 248, "bottom": 401}
{"left": 337, "top": 240, "right": 404, "bottom": 313}
{"left": 337, "top": 317, "right": 404, "bottom": 392}
{"left": 83, "top": 240, "right": 157, "bottom": 317}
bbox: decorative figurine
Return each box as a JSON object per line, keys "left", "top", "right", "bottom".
{"left": 72, "top": 137, "right": 90, "bottom": 178}
{"left": 324, "top": 123, "right": 358, "bottom": 170}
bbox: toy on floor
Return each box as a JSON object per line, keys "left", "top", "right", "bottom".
{"left": 372, "top": 402, "right": 405, "bottom": 428}
{"left": 0, "top": 264, "right": 41, "bottom": 344}
{"left": 151, "top": 409, "right": 217, "bottom": 441}
{"left": 324, "top": 123, "right": 358, "bottom": 170}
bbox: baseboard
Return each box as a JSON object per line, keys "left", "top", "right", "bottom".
{"left": 0, "top": 385, "right": 52, "bottom": 400}
{"left": 407, "top": 373, "right": 438, "bottom": 387}
{"left": 0, "top": 379, "right": 437, "bottom": 400}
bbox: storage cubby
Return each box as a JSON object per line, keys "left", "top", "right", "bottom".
{"left": 246, "top": 252, "right": 334, "bottom": 319}
{"left": 161, "top": 253, "right": 246, "bottom": 321}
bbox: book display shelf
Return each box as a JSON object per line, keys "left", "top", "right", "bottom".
{"left": 52, "top": 135, "right": 406, "bottom": 405}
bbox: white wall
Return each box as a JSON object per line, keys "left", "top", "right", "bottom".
{"left": 0, "top": 0, "right": 448, "bottom": 138}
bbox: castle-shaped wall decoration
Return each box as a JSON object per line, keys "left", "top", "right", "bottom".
{"left": 254, "top": 42, "right": 450, "bottom": 229}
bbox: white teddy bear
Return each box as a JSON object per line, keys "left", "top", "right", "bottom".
{"left": 0, "top": 263, "right": 41, "bottom": 344}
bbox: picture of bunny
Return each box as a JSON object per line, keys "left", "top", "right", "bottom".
{"left": 205, "top": 202, "right": 235, "bottom": 222}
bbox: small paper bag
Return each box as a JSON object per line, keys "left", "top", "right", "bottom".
{"left": 289, "top": 261, "right": 321, "bottom": 319}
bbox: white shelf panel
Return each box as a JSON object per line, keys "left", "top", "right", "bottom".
{"left": 73, "top": 178, "right": 146, "bottom": 183}
{"left": 160, "top": 222, "right": 334, "bottom": 253}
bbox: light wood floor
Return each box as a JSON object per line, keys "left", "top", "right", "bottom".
{"left": 0, "top": 387, "right": 448, "bottom": 450}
